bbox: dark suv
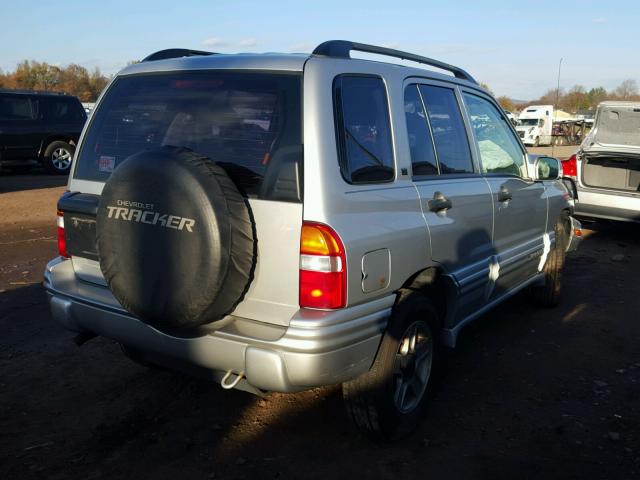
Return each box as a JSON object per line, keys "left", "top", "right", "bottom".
{"left": 0, "top": 89, "right": 87, "bottom": 174}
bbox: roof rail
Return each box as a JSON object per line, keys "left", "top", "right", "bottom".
{"left": 0, "top": 88, "right": 69, "bottom": 96}
{"left": 312, "top": 40, "right": 477, "bottom": 84}
{"left": 142, "top": 48, "right": 216, "bottom": 63}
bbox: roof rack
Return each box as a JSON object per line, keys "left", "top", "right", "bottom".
{"left": 0, "top": 88, "right": 69, "bottom": 96}
{"left": 312, "top": 40, "right": 477, "bottom": 84}
{"left": 142, "top": 48, "right": 216, "bottom": 63}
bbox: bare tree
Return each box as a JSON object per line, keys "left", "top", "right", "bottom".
{"left": 614, "top": 79, "right": 639, "bottom": 100}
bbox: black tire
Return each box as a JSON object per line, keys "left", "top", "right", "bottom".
{"left": 43, "top": 141, "right": 74, "bottom": 175}
{"left": 527, "top": 211, "right": 570, "bottom": 307}
{"left": 343, "top": 290, "right": 441, "bottom": 440}
{"left": 96, "top": 147, "right": 256, "bottom": 330}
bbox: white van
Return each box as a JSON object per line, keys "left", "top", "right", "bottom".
{"left": 516, "top": 105, "right": 553, "bottom": 146}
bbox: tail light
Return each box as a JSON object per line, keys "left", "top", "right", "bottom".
{"left": 299, "top": 222, "right": 346, "bottom": 309}
{"left": 562, "top": 154, "right": 577, "bottom": 178}
{"left": 57, "top": 210, "right": 69, "bottom": 258}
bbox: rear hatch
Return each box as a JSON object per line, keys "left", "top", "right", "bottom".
{"left": 582, "top": 103, "right": 640, "bottom": 193}
{"left": 63, "top": 70, "right": 304, "bottom": 326}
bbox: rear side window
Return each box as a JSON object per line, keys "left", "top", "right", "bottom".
{"left": 0, "top": 95, "right": 34, "bottom": 120}
{"left": 75, "top": 71, "right": 302, "bottom": 202}
{"left": 404, "top": 85, "right": 438, "bottom": 176}
{"left": 44, "top": 97, "right": 86, "bottom": 122}
{"left": 334, "top": 76, "right": 394, "bottom": 184}
{"left": 418, "top": 85, "right": 474, "bottom": 174}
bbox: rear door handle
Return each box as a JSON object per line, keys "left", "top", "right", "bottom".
{"left": 497, "top": 186, "right": 512, "bottom": 202}
{"left": 428, "top": 191, "right": 453, "bottom": 212}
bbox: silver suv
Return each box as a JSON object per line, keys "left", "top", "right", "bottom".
{"left": 45, "top": 41, "right": 581, "bottom": 439}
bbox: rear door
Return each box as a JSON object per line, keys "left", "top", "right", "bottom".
{"left": 461, "top": 90, "right": 547, "bottom": 294}
{"left": 405, "top": 81, "right": 494, "bottom": 325}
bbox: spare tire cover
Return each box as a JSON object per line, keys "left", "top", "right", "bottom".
{"left": 96, "top": 147, "right": 256, "bottom": 329}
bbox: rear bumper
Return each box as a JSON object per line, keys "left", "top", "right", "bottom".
{"left": 574, "top": 203, "right": 640, "bottom": 223}
{"left": 574, "top": 189, "right": 640, "bottom": 223}
{"left": 44, "top": 257, "right": 389, "bottom": 393}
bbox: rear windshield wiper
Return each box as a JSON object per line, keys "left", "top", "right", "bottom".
{"left": 345, "top": 128, "right": 383, "bottom": 166}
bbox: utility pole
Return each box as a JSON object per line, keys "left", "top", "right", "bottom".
{"left": 552, "top": 58, "right": 563, "bottom": 157}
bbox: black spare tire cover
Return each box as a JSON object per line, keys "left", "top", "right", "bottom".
{"left": 96, "top": 147, "right": 256, "bottom": 329}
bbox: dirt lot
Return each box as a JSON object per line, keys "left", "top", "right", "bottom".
{"left": 1, "top": 166, "right": 639, "bottom": 480}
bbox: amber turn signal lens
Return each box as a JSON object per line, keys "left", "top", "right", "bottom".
{"left": 300, "top": 223, "right": 343, "bottom": 256}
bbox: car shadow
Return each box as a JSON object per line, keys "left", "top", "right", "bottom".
{"left": 0, "top": 170, "right": 67, "bottom": 194}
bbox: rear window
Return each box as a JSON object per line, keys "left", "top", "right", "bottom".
{"left": 75, "top": 71, "right": 302, "bottom": 201}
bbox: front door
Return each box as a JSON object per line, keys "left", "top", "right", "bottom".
{"left": 461, "top": 91, "right": 547, "bottom": 297}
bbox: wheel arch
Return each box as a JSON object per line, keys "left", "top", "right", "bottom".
{"left": 397, "top": 266, "right": 452, "bottom": 332}
{"left": 38, "top": 136, "right": 77, "bottom": 159}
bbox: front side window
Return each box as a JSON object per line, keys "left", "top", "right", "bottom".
{"left": 75, "top": 71, "right": 302, "bottom": 201}
{"left": 463, "top": 93, "right": 525, "bottom": 176}
{"left": 419, "top": 85, "right": 474, "bottom": 174}
{"left": 404, "top": 85, "right": 438, "bottom": 176}
{"left": 334, "top": 76, "right": 394, "bottom": 184}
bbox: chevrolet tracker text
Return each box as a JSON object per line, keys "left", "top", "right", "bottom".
{"left": 105, "top": 205, "right": 196, "bottom": 232}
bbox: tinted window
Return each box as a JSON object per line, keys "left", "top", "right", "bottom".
{"left": 45, "top": 97, "right": 86, "bottom": 122}
{"left": 75, "top": 72, "right": 302, "bottom": 201}
{"left": 334, "top": 76, "right": 394, "bottom": 183}
{"left": 419, "top": 85, "right": 473, "bottom": 174}
{"left": 404, "top": 85, "right": 438, "bottom": 176}
{"left": 463, "top": 93, "right": 525, "bottom": 176}
{"left": 0, "top": 95, "right": 34, "bottom": 120}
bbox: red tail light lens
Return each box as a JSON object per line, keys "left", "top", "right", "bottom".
{"left": 299, "top": 222, "right": 346, "bottom": 309}
{"left": 57, "top": 211, "right": 69, "bottom": 258}
{"left": 562, "top": 154, "right": 577, "bottom": 178}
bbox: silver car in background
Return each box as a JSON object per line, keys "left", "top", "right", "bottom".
{"left": 563, "top": 101, "right": 640, "bottom": 223}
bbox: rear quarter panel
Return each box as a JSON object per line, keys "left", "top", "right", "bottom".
{"left": 302, "top": 58, "right": 432, "bottom": 308}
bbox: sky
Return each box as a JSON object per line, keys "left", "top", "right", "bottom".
{"left": 1, "top": 0, "right": 638, "bottom": 100}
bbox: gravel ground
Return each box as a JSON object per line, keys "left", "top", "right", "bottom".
{"left": 1, "top": 171, "right": 639, "bottom": 480}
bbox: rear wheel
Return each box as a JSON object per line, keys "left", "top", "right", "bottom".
{"left": 43, "top": 141, "right": 74, "bottom": 175}
{"left": 342, "top": 291, "right": 440, "bottom": 439}
{"left": 527, "top": 212, "right": 570, "bottom": 307}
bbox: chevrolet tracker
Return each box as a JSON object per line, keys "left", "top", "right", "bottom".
{"left": 45, "top": 41, "right": 582, "bottom": 439}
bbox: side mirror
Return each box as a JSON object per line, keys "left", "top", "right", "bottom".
{"left": 534, "top": 156, "right": 561, "bottom": 180}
